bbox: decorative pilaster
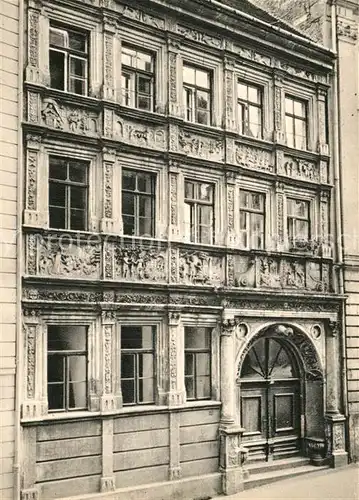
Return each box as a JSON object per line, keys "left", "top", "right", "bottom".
{"left": 26, "top": 0, "right": 42, "bottom": 84}
{"left": 219, "top": 426, "right": 248, "bottom": 495}
{"left": 101, "top": 311, "right": 122, "bottom": 412}
{"left": 21, "top": 428, "right": 39, "bottom": 500}
{"left": 273, "top": 75, "right": 285, "bottom": 144}
{"left": 275, "top": 181, "right": 285, "bottom": 251}
{"left": 22, "top": 310, "right": 47, "bottom": 419}
{"left": 101, "top": 148, "right": 121, "bottom": 234}
{"left": 220, "top": 313, "right": 238, "bottom": 425}
{"left": 168, "top": 412, "right": 182, "bottom": 480}
{"left": 224, "top": 57, "right": 236, "bottom": 131}
{"left": 317, "top": 89, "right": 329, "bottom": 156}
{"left": 169, "top": 160, "right": 180, "bottom": 240}
{"left": 226, "top": 172, "right": 237, "bottom": 247}
{"left": 320, "top": 191, "right": 331, "bottom": 257}
{"left": 24, "top": 135, "right": 43, "bottom": 227}
{"left": 325, "top": 413, "right": 348, "bottom": 468}
{"left": 167, "top": 37, "right": 181, "bottom": 117}
{"left": 167, "top": 312, "right": 186, "bottom": 405}
{"left": 103, "top": 15, "right": 117, "bottom": 101}
{"left": 326, "top": 320, "right": 340, "bottom": 415}
{"left": 101, "top": 419, "right": 115, "bottom": 492}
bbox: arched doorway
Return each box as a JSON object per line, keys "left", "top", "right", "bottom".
{"left": 239, "top": 336, "right": 302, "bottom": 462}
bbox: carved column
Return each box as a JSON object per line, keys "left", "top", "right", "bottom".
{"left": 220, "top": 314, "right": 238, "bottom": 425}
{"left": 100, "top": 311, "right": 122, "bottom": 412}
{"left": 320, "top": 191, "right": 331, "bottom": 258}
{"left": 22, "top": 310, "right": 47, "bottom": 419}
{"left": 224, "top": 56, "right": 236, "bottom": 131}
{"left": 167, "top": 312, "right": 186, "bottom": 406}
{"left": 168, "top": 160, "right": 180, "bottom": 240}
{"left": 101, "top": 148, "right": 121, "bottom": 234}
{"left": 273, "top": 74, "right": 285, "bottom": 144}
{"left": 325, "top": 320, "right": 340, "bottom": 415}
{"left": 226, "top": 172, "right": 237, "bottom": 247}
{"left": 167, "top": 37, "right": 181, "bottom": 117}
{"left": 26, "top": 0, "right": 46, "bottom": 85}
{"left": 317, "top": 88, "right": 329, "bottom": 156}
{"left": 103, "top": 15, "right": 117, "bottom": 101}
{"left": 275, "top": 181, "right": 285, "bottom": 251}
{"left": 24, "top": 135, "right": 43, "bottom": 227}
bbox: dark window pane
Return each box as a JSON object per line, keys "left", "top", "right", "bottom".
{"left": 69, "top": 56, "right": 86, "bottom": 78}
{"left": 69, "top": 163, "right": 87, "bottom": 183}
{"left": 69, "top": 381, "right": 87, "bottom": 409}
{"left": 48, "top": 325, "right": 87, "bottom": 351}
{"left": 122, "top": 193, "right": 135, "bottom": 215}
{"left": 69, "top": 78, "right": 86, "bottom": 95}
{"left": 138, "top": 76, "right": 151, "bottom": 95}
{"left": 122, "top": 170, "right": 136, "bottom": 191}
{"left": 49, "top": 159, "right": 67, "bottom": 180}
{"left": 185, "top": 327, "right": 210, "bottom": 349}
{"left": 185, "top": 182, "right": 195, "bottom": 200}
{"left": 197, "top": 90, "right": 210, "bottom": 110}
{"left": 185, "top": 353, "right": 194, "bottom": 376}
{"left": 122, "top": 379, "right": 135, "bottom": 404}
{"left": 50, "top": 28, "right": 67, "bottom": 48}
{"left": 70, "top": 208, "right": 86, "bottom": 230}
{"left": 49, "top": 182, "right": 66, "bottom": 207}
{"left": 185, "top": 377, "right": 194, "bottom": 399}
{"left": 70, "top": 186, "right": 87, "bottom": 209}
{"left": 48, "top": 383, "right": 64, "bottom": 410}
{"left": 138, "top": 196, "right": 152, "bottom": 218}
{"left": 121, "top": 354, "right": 135, "bottom": 378}
{"left": 50, "top": 50, "right": 65, "bottom": 90}
{"left": 137, "top": 174, "right": 154, "bottom": 194}
{"left": 121, "top": 326, "right": 143, "bottom": 349}
{"left": 197, "top": 109, "right": 209, "bottom": 125}
{"left": 68, "top": 31, "right": 87, "bottom": 52}
{"left": 123, "top": 216, "right": 135, "bottom": 235}
{"left": 48, "top": 355, "right": 64, "bottom": 383}
{"left": 49, "top": 206, "right": 66, "bottom": 229}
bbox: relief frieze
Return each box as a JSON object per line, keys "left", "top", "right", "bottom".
{"left": 40, "top": 98, "right": 99, "bottom": 136}
{"left": 177, "top": 25, "right": 224, "bottom": 48}
{"left": 235, "top": 143, "right": 274, "bottom": 173}
{"left": 118, "top": 4, "right": 165, "bottom": 29}
{"left": 279, "top": 156, "right": 320, "bottom": 183}
{"left": 177, "top": 130, "right": 224, "bottom": 162}
{"left": 114, "top": 116, "right": 166, "bottom": 150}
{"left": 114, "top": 245, "right": 167, "bottom": 282}
{"left": 179, "top": 250, "right": 223, "bottom": 285}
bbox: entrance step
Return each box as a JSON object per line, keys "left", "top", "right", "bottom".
{"left": 244, "top": 457, "right": 329, "bottom": 490}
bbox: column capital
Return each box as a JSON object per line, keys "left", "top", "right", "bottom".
{"left": 221, "top": 318, "right": 239, "bottom": 337}
{"left": 327, "top": 320, "right": 340, "bottom": 338}
{"left": 168, "top": 311, "right": 181, "bottom": 326}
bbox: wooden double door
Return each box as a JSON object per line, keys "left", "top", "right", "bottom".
{"left": 240, "top": 337, "right": 302, "bottom": 461}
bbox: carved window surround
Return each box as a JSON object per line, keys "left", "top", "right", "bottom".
{"left": 167, "top": 37, "right": 182, "bottom": 117}
{"left": 102, "top": 15, "right": 119, "bottom": 102}
{"left": 234, "top": 63, "right": 272, "bottom": 142}
{"left": 169, "top": 160, "right": 180, "bottom": 240}
{"left": 117, "top": 25, "right": 166, "bottom": 112}
{"left": 100, "top": 148, "right": 122, "bottom": 234}
{"left": 28, "top": 143, "right": 100, "bottom": 231}
{"left": 22, "top": 311, "right": 99, "bottom": 421}
{"left": 178, "top": 164, "right": 224, "bottom": 247}
{"left": 178, "top": 47, "right": 223, "bottom": 127}
{"left": 316, "top": 87, "right": 329, "bottom": 156}
{"left": 181, "top": 314, "right": 220, "bottom": 403}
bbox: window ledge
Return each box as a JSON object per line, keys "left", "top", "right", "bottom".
{"left": 21, "top": 401, "right": 222, "bottom": 425}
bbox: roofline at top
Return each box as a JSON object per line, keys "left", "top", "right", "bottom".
{"left": 205, "top": 0, "right": 335, "bottom": 56}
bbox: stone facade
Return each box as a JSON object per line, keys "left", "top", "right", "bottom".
{"left": 0, "top": 0, "right": 353, "bottom": 498}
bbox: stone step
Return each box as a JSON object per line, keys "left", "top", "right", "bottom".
{"left": 246, "top": 456, "right": 311, "bottom": 475}
{"left": 244, "top": 463, "right": 329, "bottom": 490}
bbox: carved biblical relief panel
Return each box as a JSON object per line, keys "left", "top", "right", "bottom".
{"left": 179, "top": 250, "right": 224, "bottom": 285}
{"left": 235, "top": 144, "right": 274, "bottom": 173}
{"left": 40, "top": 98, "right": 99, "bottom": 136}
{"left": 279, "top": 156, "right": 320, "bottom": 183}
{"left": 114, "top": 245, "right": 167, "bottom": 282}
{"left": 177, "top": 130, "right": 224, "bottom": 162}
{"left": 114, "top": 116, "right": 167, "bottom": 150}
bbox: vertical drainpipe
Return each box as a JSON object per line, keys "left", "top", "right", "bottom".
{"left": 330, "top": 0, "right": 349, "bottom": 422}
{"left": 14, "top": 0, "right": 24, "bottom": 496}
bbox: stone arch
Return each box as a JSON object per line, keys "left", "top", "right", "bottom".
{"left": 236, "top": 322, "right": 324, "bottom": 382}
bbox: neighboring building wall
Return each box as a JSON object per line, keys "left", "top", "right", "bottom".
{"left": 0, "top": 0, "right": 19, "bottom": 498}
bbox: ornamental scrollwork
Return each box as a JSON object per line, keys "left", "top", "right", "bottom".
{"left": 178, "top": 131, "right": 224, "bottom": 162}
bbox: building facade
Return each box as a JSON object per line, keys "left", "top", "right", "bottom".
{"left": 2, "top": 0, "right": 353, "bottom": 498}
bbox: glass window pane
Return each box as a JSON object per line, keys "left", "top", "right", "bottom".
{"left": 248, "top": 85, "right": 260, "bottom": 104}
{"left": 122, "top": 379, "right": 135, "bottom": 404}
{"left": 185, "top": 327, "right": 210, "bottom": 349}
{"left": 139, "top": 353, "right": 153, "bottom": 378}
{"left": 185, "top": 182, "right": 195, "bottom": 200}
{"left": 137, "top": 174, "right": 154, "bottom": 194}
{"left": 69, "top": 57, "right": 86, "bottom": 78}
{"left": 199, "top": 225, "right": 212, "bottom": 244}
{"left": 197, "top": 90, "right": 209, "bottom": 110}
{"left": 237, "top": 82, "right": 247, "bottom": 100}
{"left": 49, "top": 158, "right": 67, "bottom": 180}
{"left": 286, "top": 132, "right": 294, "bottom": 148}
{"left": 196, "top": 376, "right": 211, "bottom": 399}
{"left": 136, "top": 51, "right": 153, "bottom": 72}
{"left": 196, "top": 353, "right": 210, "bottom": 376}
{"left": 238, "top": 103, "right": 245, "bottom": 134}
{"left": 70, "top": 208, "right": 86, "bottom": 231}
{"left": 69, "top": 162, "right": 87, "bottom": 183}
{"left": 185, "top": 353, "right": 194, "bottom": 376}
{"left": 185, "top": 376, "right": 194, "bottom": 399}
{"left": 138, "top": 76, "right": 151, "bottom": 95}
{"left": 294, "top": 100, "right": 305, "bottom": 118}
{"left": 121, "top": 354, "right": 135, "bottom": 378}
{"left": 183, "top": 65, "right": 195, "bottom": 85}
{"left": 68, "top": 356, "right": 87, "bottom": 383}
{"left": 69, "top": 78, "right": 86, "bottom": 96}
{"left": 139, "top": 217, "right": 153, "bottom": 236}
{"left": 139, "top": 377, "right": 154, "bottom": 403}
{"left": 121, "top": 326, "right": 142, "bottom": 349}
{"left": 139, "top": 196, "right": 152, "bottom": 218}
{"left": 49, "top": 207, "right": 66, "bottom": 229}
{"left": 296, "top": 220, "right": 309, "bottom": 240}
{"left": 122, "top": 170, "right": 136, "bottom": 191}
{"left": 48, "top": 325, "right": 87, "bottom": 351}
{"left": 122, "top": 47, "right": 136, "bottom": 67}
{"left": 122, "top": 193, "right": 135, "bottom": 215}
{"left": 240, "top": 211, "right": 248, "bottom": 231}
{"left": 123, "top": 216, "right": 135, "bottom": 236}
{"left": 196, "top": 69, "right": 210, "bottom": 89}
{"left": 138, "top": 95, "right": 151, "bottom": 110}
{"left": 48, "top": 383, "right": 64, "bottom": 410}
{"left": 50, "top": 50, "right": 65, "bottom": 90}
{"left": 69, "top": 381, "right": 87, "bottom": 409}
{"left": 199, "top": 183, "right": 213, "bottom": 201}
{"left": 50, "top": 27, "right": 67, "bottom": 48}
{"left": 70, "top": 186, "right": 87, "bottom": 209}
{"left": 48, "top": 355, "right": 64, "bottom": 382}
{"left": 49, "top": 182, "right": 66, "bottom": 207}
{"left": 285, "top": 97, "right": 293, "bottom": 114}
{"left": 68, "top": 31, "right": 87, "bottom": 52}
{"left": 198, "top": 205, "right": 212, "bottom": 226}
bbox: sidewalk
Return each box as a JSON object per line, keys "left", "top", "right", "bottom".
{"left": 211, "top": 465, "right": 359, "bottom": 500}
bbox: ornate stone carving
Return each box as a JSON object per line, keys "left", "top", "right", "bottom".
{"left": 274, "top": 86, "right": 282, "bottom": 132}
{"left": 279, "top": 157, "right": 320, "bottom": 183}
{"left": 115, "top": 293, "right": 168, "bottom": 304}
{"left": 307, "top": 262, "right": 330, "bottom": 292}
{"left": 23, "top": 287, "right": 102, "bottom": 303}
{"left": 41, "top": 99, "right": 99, "bottom": 135}
{"left": 221, "top": 318, "right": 239, "bottom": 337}
{"left": 37, "top": 237, "right": 101, "bottom": 278}
{"left": 258, "top": 257, "right": 282, "bottom": 288}
{"left": 224, "top": 57, "right": 235, "bottom": 127}
{"left": 177, "top": 25, "right": 224, "bottom": 48}
{"left": 337, "top": 20, "right": 358, "bottom": 41}
{"left": 114, "top": 117, "right": 166, "bottom": 150}
{"left": 333, "top": 424, "right": 345, "bottom": 450}
{"left": 27, "top": 234, "right": 38, "bottom": 275}
{"left": 104, "top": 32, "right": 114, "bottom": 96}
{"left": 235, "top": 46, "right": 271, "bottom": 66}
{"left": 233, "top": 256, "right": 256, "bottom": 288}
{"left": 28, "top": 9, "right": 40, "bottom": 68}
{"left": 168, "top": 48, "right": 178, "bottom": 111}
{"left": 103, "top": 325, "right": 112, "bottom": 394}
{"left": 170, "top": 247, "right": 178, "bottom": 283}
{"left": 21, "top": 488, "right": 39, "bottom": 500}
{"left": 227, "top": 184, "right": 235, "bottom": 233}
{"left": 235, "top": 144, "right": 274, "bottom": 173}
{"left": 169, "top": 294, "right": 220, "bottom": 307}
{"left": 283, "top": 261, "right": 306, "bottom": 288}
{"left": 114, "top": 246, "right": 166, "bottom": 282}
{"left": 26, "top": 325, "right": 36, "bottom": 399}
{"left": 170, "top": 172, "right": 178, "bottom": 226}
{"left": 103, "top": 162, "right": 113, "bottom": 219}
{"left": 276, "top": 191, "right": 284, "bottom": 246}
{"left": 179, "top": 251, "right": 223, "bottom": 285}
{"left": 119, "top": 5, "right": 165, "bottom": 29}
{"left": 328, "top": 320, "right": 340, "bottom": 338}
{"left": 226, "top": 298, "right": 339, "bottom": 314}
{"left": 178, "top": 131, "right": 224, "bottom": 162}
{"left": 28, "top": 92, "right": 40, "bottom": 123}
{"left": 26, "top": 151, "right": 38, "bottom": 211}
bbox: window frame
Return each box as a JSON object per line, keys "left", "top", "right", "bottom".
{"left": 49, "top": 23, "right": 89, "bottom": 96}
{"left": 183, "top": 63, "right": 212, "bottom": 126}
{"left": 48, "top": 156, "right": 89, "bottom": 231}
{"left": 47, "top": 325, "right": 88, "bottom": 413}
{"left": 121, "top": 45, "right": 155, "bottom": 111}
{"left": 286, "top": 197, "right": 311, "bottom": 244}
{"left": 184, "top": 326, "right": 212, "bottom": 401}
{"left": 184, "top": 179, "right": 215, "bottom": 245}
{"left": 239, "top": 189, "right": 266, "bottom": 250}
{"left": 285, "top": 95, "right": 308, "bottom": 150}
{"left": 237, "top": 80, "right": 263, "bottom": 139}
{"left": 121, "top": 168, "right": 156, "bottom": 237}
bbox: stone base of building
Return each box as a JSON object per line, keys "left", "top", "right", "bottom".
{"left": 58, "top": 473, "right": 222, "bottom": 500}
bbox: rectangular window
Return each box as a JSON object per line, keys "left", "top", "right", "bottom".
{"left": 285, "top": 96, "right": 308, "bottom": 150}
{"left": 185, "top": 327, "right": 211, "bottom": 400}
{"left": 237, "top": 81, "right": 263, "bottom": 139}
{"left": 184, "top": 180, "right": 214, "bottom": 244}
{"left": 121, "top": 325, "right": 155, "bottom": 405}
{"left": 49, "top": 25, "right": 88, "bottom": 95}
{"left": 287, "top": 198, "right": 310, "bottom": 243}
{"left": 49, "top": 157, "right": 88, "bottom": 231}
{"left": 121, "top": 46, "right": 155, "bottom": 111}
{"left": 183, "top": 65, "right": 212, "bottom": 125}
{"left": 122, "top": 169, "right": 156, "bottom": 237}
{"left": 47, "top": 325, "right": 88, "bottom": 412}
{"left": 239, "top": 190, "right": 265, "bottom": 249}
